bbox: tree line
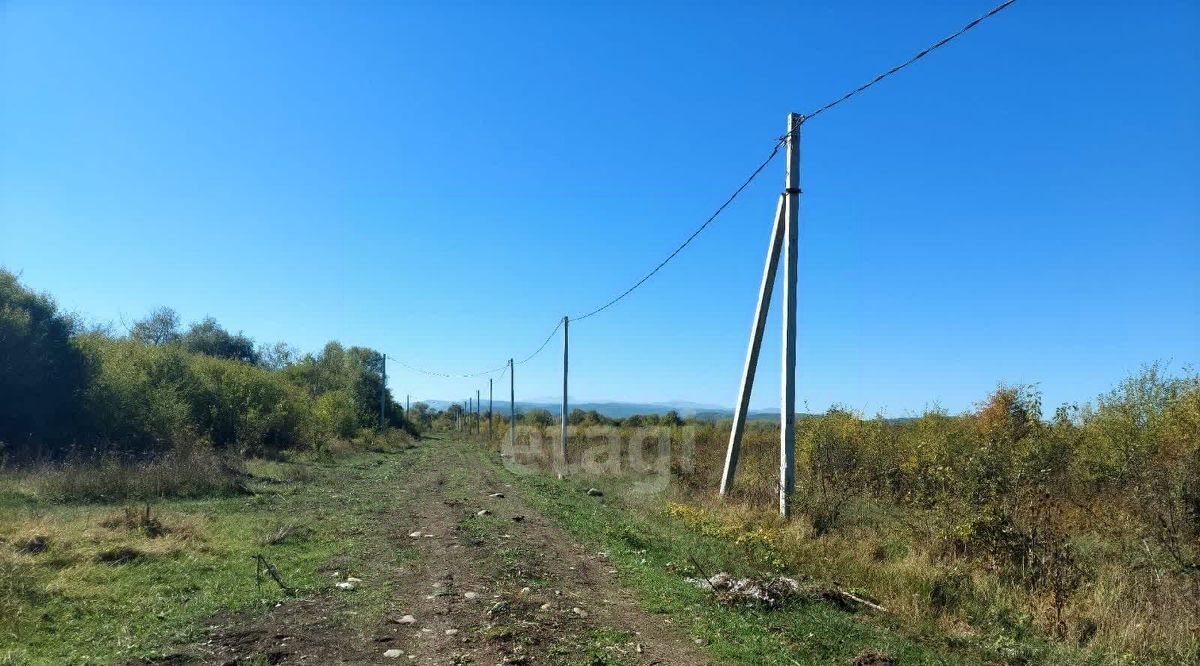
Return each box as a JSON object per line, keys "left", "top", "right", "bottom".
{"left": 0, "top": 269, "right": 408, "bottom": 460}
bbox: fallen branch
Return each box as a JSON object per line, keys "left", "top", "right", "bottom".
{"left": 687, "top": 555, "right": 716, "bottom": 591}
{"left": 254, "top": 554, "right": 292, "bottom": 593}
{"left": 832, "top": 589, "right": 886, "bottom": 613}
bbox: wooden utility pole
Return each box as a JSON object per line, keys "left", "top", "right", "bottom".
{"left": 476, "top": 389, "right": 481, "bottom": 434}
{"left": 508, "top": 358, "right": 515, "bottom": 451}
{"left": 488, "top": 379, "right": 494, "bottom": 439}
{"left": 560, "top": 316, "right": 569, "bottom": 472}
{"left": 720, "top": 112, "right": 802, "bottom": 518}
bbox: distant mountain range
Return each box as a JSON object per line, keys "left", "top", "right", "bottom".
{"left": 418, "top": 399, "right": 787, "bottom": 421}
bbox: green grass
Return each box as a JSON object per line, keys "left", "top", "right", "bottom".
{"left": 564, "top": 628, "right": 635, "bottom": 666}
{"left": 0, "top": 448, "right": 425, "bottom": 664}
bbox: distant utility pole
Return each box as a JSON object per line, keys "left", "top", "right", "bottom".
{"left": 559, "top": 315, "right": 569, "bottom": 473}
{"left": 720, "top": 112, "right": 802, "bottom": 518}
{"left": 508, "top": 358, "right": 515, "bottom": 452}
{"left": 379, "top": 354, "right": 387, "bottom": 431}
{"left": 488, "top": 379, "right": 493, "bottom": 439}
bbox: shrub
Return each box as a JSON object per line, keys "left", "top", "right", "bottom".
{"left": 187, "top": 354, "right": 308, "bottom": 451}
{"left": 0, "top": 269, "right": 92, "bottom": 457}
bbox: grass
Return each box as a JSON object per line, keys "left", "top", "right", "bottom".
{"left": 565, "top": 628, "right": 636, "bottom": 666}
{"left": 2, "top": 445, "right": 248, "bottom": 503}
{"left": 492, "top": 416, "right": 1200, "bottom": 666}
{"left": 3, "top": 430, "right": 1191, "bottom": 665}
{"left": 469, "top": 440, "right": 1099, "bottom": 666}
{"left": 0, "top": 443, "right": 422, "bottom": 664}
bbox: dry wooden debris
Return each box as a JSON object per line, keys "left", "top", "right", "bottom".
{"left": 686, "top": 572, "right": 885, "bottom": 612}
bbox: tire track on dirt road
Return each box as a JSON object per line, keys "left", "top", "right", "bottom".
{"left": 379, "top": 435, "right": 719, "bottom": 665}
{"left": 176, "top": 436, "right": 719, "bottom": 665}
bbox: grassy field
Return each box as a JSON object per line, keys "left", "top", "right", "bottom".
{"left": 498, "top": 451, "right": 1055, "bottom": 665}
{"left": 1, "top": 433, "right": 1194, "bottom": 664}
{"left": 0, "top": 443, "right": 418, "bottom": 664}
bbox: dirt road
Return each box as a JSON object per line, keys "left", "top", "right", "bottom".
{"left": 191, "top": 436, "right": 718, "bottom": 665}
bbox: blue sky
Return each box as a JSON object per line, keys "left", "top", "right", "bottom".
{"left": 2, "top": 0, "right": 1197, "bottom": 415}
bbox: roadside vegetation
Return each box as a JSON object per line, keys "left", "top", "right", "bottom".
{"left": 1, "top": 268, "right": 420, "bottom": 662}
{"left": 3, "top": 267, "right": 1196, "bottom": 664}
{"left": 0, "top": 441, "right": 416, "bottom": 664}
{"left": 489, "top": 368, "right": 1200, "bottom": 665}
{"left": 2, "top": 268, "right": 410, "bottom": 467}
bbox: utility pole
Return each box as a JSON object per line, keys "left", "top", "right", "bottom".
{"left": 779, "top": 112, "right": 801, "bottom": 518}
{"left": 476, "top": 389, "right": 481, "bottom": 434}
{"left": 379, "top": 354, "right": 387, "bottom": 431}
{"left": 488, "top": 379, "right": 493, "bottom": 439}
{"left": 468, "top": 397, "right": 473, "bottom": 435}
{"left": 508, "top": 358, "right": 515, "bottom": 452}
{"left": 560, "top": 315, "right": 569, "bottom": 473}
{"left": 719, "top": 112, "right": 802, "bottom": 519}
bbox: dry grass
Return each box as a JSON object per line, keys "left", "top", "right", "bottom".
{"left": 261, "top": 523, "right": 312, "bottom": 546}
{"left": 539, "top": 422, "right": 1200, "bottom": 665}
{"left": 15, "top": 445, "right": 247, "bottom": 502}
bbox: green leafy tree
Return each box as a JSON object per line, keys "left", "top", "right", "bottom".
{"left": 130, "top": 306, "right": 180, "bottom": 345}
{"left": 180, "top": 317, "right": 258, "bottom": 364}
{"left": 257, "top": 341, "right": 296, "bottom": 370}
{"left": 0, "top": 269, "right": 93, "bottom": 456}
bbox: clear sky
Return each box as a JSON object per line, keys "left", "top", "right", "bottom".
{"left": 2, "top": 0, "right": 1197, "bottom": 415}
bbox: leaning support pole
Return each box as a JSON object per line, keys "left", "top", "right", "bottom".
{"left": 720, "top": 194, "right": 786, "bottom": 496}
{"left": 559, "top": 315, "right": 569, "bottom": 474}
{"left": 779, "top": 112, "right": 802, "bottom": 518}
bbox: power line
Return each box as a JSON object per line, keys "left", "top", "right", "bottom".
{"left": 571, "top": 139, "right": 784, "bottom": 322}
{"left": 573, "top": 0, "right": 1013, "bottom": 323}
{"left": 514, "top": 318, "right": 563, "bottom": 365}
{"left": 389, "top": 355, "right": 508, "bottom": 379}
{"left": 386, "top": 314, "right": 562, "bottom": 380}
{"left": 388, "top": 0, "right": 1017, "bottom": 380}
{"left": 800, "top": 0, "right": 1017, "bottom": 125}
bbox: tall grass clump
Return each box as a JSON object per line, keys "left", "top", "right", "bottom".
{"left": 27, "top": 445, "right": 247, "bottom": 502}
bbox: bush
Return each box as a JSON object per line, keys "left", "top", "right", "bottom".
{"left": 0, "top": 269, "right": 92, "bottom": 457}
{"left": 187, "top": 354, "right": 308, "bottom": 451}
